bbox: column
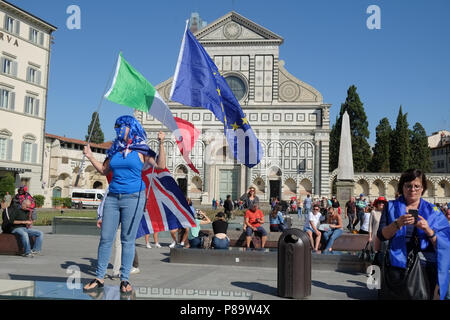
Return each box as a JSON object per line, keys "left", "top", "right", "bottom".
{"left": 201, "top": 139, "right": 210, "bottom": 205}
{"left": 314, "top": 140, "right": 321, "bottom": 196}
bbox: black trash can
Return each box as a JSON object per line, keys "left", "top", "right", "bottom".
{"left": 277, "top": 228, "right": 311, "bottom": 299}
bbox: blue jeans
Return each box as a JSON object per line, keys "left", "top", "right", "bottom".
{"left": 11, "top": 227, "right": 43, "bottom": 254}
{"left": 212, "top": 237, "right": 229, "bottom": 250}
{"left": 96, "top": 190, "right": 145, "bottom": 282}
{"left": 322, "top": 228, "right": 343, "bottom": 251}
{"left": 189, "top": 236, "right": 202, "bottom": 248}
{"left": 297, "top": 207, "right": 302, "bottom": 220}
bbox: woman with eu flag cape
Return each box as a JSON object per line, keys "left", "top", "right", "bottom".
{"left": 377, "top": 169, "right": 450, "bottom": 300}
{"left": 82, "top": 115, "right": 166, "bottom": 295}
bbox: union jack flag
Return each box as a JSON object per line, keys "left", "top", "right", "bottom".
{"left": 135, "top": 165, "right": 196, "bottom": 238}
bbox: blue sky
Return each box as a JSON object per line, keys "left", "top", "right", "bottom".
{"left": 9, "top": 0, "right": 450, "bottom": 144}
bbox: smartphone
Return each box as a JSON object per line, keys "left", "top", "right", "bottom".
{"left": 408, "top": 209, "right": 419, "bottom": 224}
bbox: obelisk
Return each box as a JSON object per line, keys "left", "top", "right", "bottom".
{"left": 336, "top": 111, "right": 355, "bottom": 204}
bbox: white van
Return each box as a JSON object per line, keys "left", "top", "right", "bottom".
{"left": 71, "top": 188, "right": 105, "bottom": 208}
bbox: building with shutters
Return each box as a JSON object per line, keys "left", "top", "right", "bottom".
{"left": 41, "top": 133, "right": 111, "bottom": 208}
{"left": 135, "top": 12, "right": 331, "bottom": 204}
{"left": 0, "top": 0, "right": 56, "bottom": 195}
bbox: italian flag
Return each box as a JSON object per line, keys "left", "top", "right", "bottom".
{"left": 105, "top": 53, "right": 199, "bottom": 173}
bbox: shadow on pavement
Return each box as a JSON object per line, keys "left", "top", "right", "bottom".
{"left": 60, "top": 258, "right": 98, "bottom": 277}
{"left": 312, "top": 280, "right": 377, "bottom": 300}
{"left": 231, "top": 281, "right": 277, "bottom": 296}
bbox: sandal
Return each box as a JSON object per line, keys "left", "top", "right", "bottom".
{"left": 120, "top": 281, "right": 132, "bottom": 294}
{"left": 83, "top": 279, "right": 104, "bottom": 292}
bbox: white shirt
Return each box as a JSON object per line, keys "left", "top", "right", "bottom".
{"left": 308, "top": 212, "right": 321, "bottom": 229}
{"left": 361, "top": 211, "right": 371, "bottom": 232}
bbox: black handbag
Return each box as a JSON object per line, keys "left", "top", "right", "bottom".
{"left": 359, "top": 241, "right": 375, "bottom": 263}
{"left": 381, "top": 228, "right": 430, "bottom": 300}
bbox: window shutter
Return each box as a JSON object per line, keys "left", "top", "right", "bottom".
{"left": 37, "top": 70, "right": 41, "bottom": 85}
{"left": 9, "top": 92, "right": 15, "bottom": 110}
{"left": 35, "top": 99, "right": 40, "bottom": 116}
{"left": 3, "top": 16, "right": 7, "bottom": 30}
{"left": 24, "top": 96, "right": 29, "bottom": 114}
{"left": 39, "top": 32, "right": 44, "bottom": 46}
{"left": 12, "top": 61, "right": 17, "bottom": 77}
{"left": 15, "top": 20, "right": 20, "bottom": 35}
{"left": 32, "top": 143, "right": 38, "bottom": 163}
{"left": 21, "top": 141, "right": 25, "bottom": 162}
{"left": 26, "top": 67, "right": 31, "bottom": 81}
{"left": 0, "top": 58, "right": 4, "bottom": 73}
{"left": 7, "top": 139, "right": 13, "bottom": 160}
{"left": 29, "top": 27, "right": 33, "bottom": 41}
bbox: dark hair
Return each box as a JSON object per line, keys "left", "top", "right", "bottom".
{"left": 271, "top": 205, "right": 280, "bottom": 218}
{"left": 397, "top": 168, "right": 427, "bottom": 196}
{"left": 313, "top": 203, "right": 320, "bottom": 209}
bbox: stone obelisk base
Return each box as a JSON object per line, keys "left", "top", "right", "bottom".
{"left": 336, "top": 180, "right": 355, "bottom": 207}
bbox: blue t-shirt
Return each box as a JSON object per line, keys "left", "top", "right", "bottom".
{"left": 108, "top": 151, "right": 145, "bottom": 194}
{"left": 270, "top": 212, "right": 284, "bottom": 225}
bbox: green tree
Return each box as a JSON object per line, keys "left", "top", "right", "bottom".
{"left": 370, "top": 118, "right": 391, "bottom": 172}
{"left": 390, "top": 106, "right": 411, "bottom": 173}
{"left": 0, "top": 173, "right": 15, "bottom": 200}
{"left": 329, "top": 85, "right": 371, "bottom": 172}
{"left": 409, "top": 122, "right": 432, "bottom": 172}
{"left": 85, "top": 112, "right": 104, "bottom": 144}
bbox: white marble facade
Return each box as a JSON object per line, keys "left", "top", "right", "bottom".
{"left": 136, "top": 12, "right": 331, "bottom": 204}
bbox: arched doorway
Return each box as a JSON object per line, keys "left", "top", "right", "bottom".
{"left": 268, "top": 166, "right": 282, "bottom": 200}
{"left": 53, "top": 187, "right": 62, "bottom": 199}
{"left": 93, "top": 181, "right": 103, "bottom": 189}
{"left": 175, "top": 165, "right": 188, "bottom": 197}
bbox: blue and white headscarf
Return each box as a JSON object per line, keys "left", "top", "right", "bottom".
{"left": 106, "top": 115, "right": 156, "bottom": 159}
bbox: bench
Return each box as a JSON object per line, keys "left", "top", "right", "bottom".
{"left": 199, "top": 229, "right": 369, "bottom": 251}
{"left": 0, "top": 233, "right": 35, "bottom": 255}
{"left": 52, "top": 216, "right": 100, "bottom": 236}
{"left": 169, "top": 247, "right": 369, "bottom": 272}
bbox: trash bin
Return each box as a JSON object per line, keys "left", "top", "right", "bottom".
{"left": 277, "top": 228, "right": 311, "bottom": 299}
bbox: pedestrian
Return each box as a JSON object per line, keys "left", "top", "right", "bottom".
{"left": 241, "top": 187, "right": 259, "bottom": 210}
{"left": 8, "top": 199, "right": 43, "bottom": 257}
{"left": 83, "top": 115, "right": 166, "bottom": 294}
{"left": 96, "top": 186, "right": 140, "bottom": 278}
{"left": 3, "top": 191, "right": 12, "bottom": 207}
{"left": 359, "top": 205, "right": 371, "bottom": 234}
{"left": 212, "top": 212, "right": 229, "bottom": 250}
{"left": 378, "top": 168, "right": 450, "bottom": 300}
{"left": 322, "top": 207, "right": 343, "bottom": 254}
{"left": 244, "top": 204, "right": 267, "bottom": 249}
{"left": 331, "top": 196, "right": 341, "bottom": 215}
{"left": 224, "top": 195, "right": 234, "bottom": 220}
{"left": 303, "top": 194, "right": 312, "bottom": 220}
{"left": 368, "top": 197, "right": 387, "bottom": 251}
{"left": 297, "top": 197, "right": 303, "bottom": 220}
{"left": 269, "top": 205, "right": 287, "bottom": 232}
{"left": 304, "top": 204, "right": 322, "bottom": 253}
{"left": 188, "top": 209, "right": 211, "bottom": 248}
{"left": 144, "top": 233, "right": 162, "bottom": 249}
{"left": 345, "top": 196, "right": 357, "bottom": 232}
{"left": 354, "top": 193, "right": 367, "bottom": 229}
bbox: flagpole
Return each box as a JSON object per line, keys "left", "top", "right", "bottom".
{"left": 73, "top": 56, "right": 118, "bottom": 187}
{"left": 145, "top": 107, "right": 168, "bottom": 202}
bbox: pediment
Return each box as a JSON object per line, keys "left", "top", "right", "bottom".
{"left": 195, "top": 11, "right": 283, "bottom": 45}
{"left": 277, "top": 60, "right": 323, "bottom": 103}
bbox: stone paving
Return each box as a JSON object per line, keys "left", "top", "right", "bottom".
{"left": 0, "top": 211, "right": 378, "bottom": 300}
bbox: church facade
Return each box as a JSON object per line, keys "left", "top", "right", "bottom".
{"left": 136, "top": 12, "right": 331, "bottom": 204}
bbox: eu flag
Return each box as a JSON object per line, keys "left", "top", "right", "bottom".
{"left": 170, "top": 23, "right": 263, "bottom": 168}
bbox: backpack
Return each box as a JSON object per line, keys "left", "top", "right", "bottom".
{"left": 1, "top": 207, "right": 13, "bottom": 233}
